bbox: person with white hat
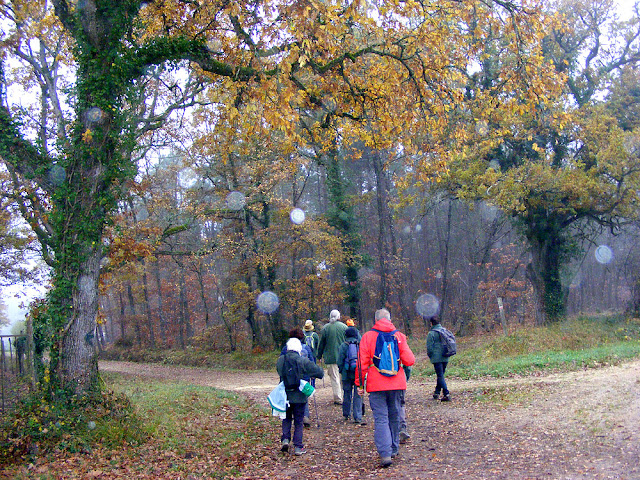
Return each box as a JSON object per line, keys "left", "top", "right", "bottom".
{"left": 277, "top": 337, "right": 324, "bottom": 455}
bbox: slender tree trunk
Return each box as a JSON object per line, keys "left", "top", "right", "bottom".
{"left": 154, "top": 260, "right": 168, "bottom": 346}
{"left": 179, "top": 271, "right": 193, "bottom": 345}
{"left": 440, "top": 200, "right": 454, "bottom": 322}
{"left": 142, "top": 260, "right": 156, "bottom": 348}
{"left": 127, "top": 284, "right": 141, "bottom": 347}
{"left": 196, "top": 268, "right": 210, "bottom": 329}
{"left": 245, "top": 302, "right": 259, "bottom": 348}
{"left": 118, "top": 291, "right": 126, "bottom": 341}
{"left": 103, "top": 294, "right": 116, "bottom": 345}
{"left": 372, "top": 151, "right": 391, "bottom": 307}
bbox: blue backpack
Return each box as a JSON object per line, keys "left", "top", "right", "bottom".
{"left": 372, "top": 329, "right": 400, "bottom": 376}
{"left": 344, "top": 342, "right": 359, "bottom": 371}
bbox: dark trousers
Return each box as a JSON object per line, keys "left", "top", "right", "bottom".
{"left": 433, "top": 362, "right": 449, "bottom": 396}
{"left": 342, "top": 379, "right": 363, "bottom": 421}
{"left": 282, "top": 402, "right": 306, "bottom": 448}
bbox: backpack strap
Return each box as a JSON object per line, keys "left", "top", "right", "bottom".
{"left": 373, "top": 328, "right": 397, "bottom": 336}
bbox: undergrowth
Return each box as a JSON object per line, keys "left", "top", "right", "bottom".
{"left": 0, "top": 387, "right": 146, "bottom": 465}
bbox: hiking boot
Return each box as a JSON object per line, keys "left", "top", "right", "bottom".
{"left": 379, "top": 457, "right": 393, "bottom": 468}
{"left": 281, "top": 439, "right": 290, "bottom": 452}
{"left": 432, "top": 393, "right": 440, "bottom": 400}
{"left": 294, "top": 447, "right": 306, "bottom": 456}
{"left": 354, "top": 418, "right": 367, "bottom": 426}
{"left": 303, "top": 417, "right": 311, "bottom": 427}
{"left": 343, "top": 415, "right": 350, "bottom": 421}
{"left": 441, "top": 394, "right": 451, "bottom": 402}
{"left": 399, "top": 430, "right": 410, "bottom": 444}
{"left": 334, "top": 401, "right": 343, "bottom": 405}
{"left": 391, "top": 451, "right": 398, "bottom": 458}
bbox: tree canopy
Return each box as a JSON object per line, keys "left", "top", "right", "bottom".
{"left": 1, "top": 0, "right": 639, "bottom": 397}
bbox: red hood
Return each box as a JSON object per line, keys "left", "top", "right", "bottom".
{"left": 372, "top": 318, "right": 397, "bottom": 332}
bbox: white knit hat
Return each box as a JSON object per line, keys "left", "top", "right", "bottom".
{"left": 286, "top": 337, "right": 302, "bottom": 353}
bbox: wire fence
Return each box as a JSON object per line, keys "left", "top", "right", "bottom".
{"left": 0, "top": 334, "right": 34, "bottom": 418}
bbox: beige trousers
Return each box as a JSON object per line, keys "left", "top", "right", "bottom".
{"left": 327, "top": 363, "right": 343, "bottom": 403}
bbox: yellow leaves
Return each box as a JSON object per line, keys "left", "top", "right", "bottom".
{"left": 82, "top": 128, "right": 94, "bottom": 143}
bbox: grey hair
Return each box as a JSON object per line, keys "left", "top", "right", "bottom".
{"left": 375, "top": 308, "right": 391, "bottom": 321}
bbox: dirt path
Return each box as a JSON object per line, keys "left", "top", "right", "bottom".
{"left": 99, "top": 360, "right": 640, "bottom": 479}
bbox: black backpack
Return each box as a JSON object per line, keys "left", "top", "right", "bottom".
{"left": 282, "top": 353, "right": 302, "bottom": 391}
{"left": 438, "top": 327, "right": 457, "bottom": 357}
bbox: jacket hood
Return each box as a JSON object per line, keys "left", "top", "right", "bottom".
{"left": 345, "top": 327, "right": 359, "bottom": 339}
{"left": 372, "top": 318, "right": 397, "bottom": 332}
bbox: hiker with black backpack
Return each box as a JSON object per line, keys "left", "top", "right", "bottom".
{"left": 280, "top": 327, "right": 318, "bottom": 427}
{"left": 426, "top": 315, "right": 455, "bottom": 402}
{"left": 276, "top": 337, "right": 324, "bottom": 456}
{"left": 355, "top": 308, "right": 415, "bottom": 468}
{"left": 337, "top": 326, "right": 366, "bottom": 425}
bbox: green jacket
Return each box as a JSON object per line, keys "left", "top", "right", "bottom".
{"left": 317, "top": 321, "right": 347, "bottom": 364}
{"left": 427, "top": 324, "right": 449, "bottom": 364}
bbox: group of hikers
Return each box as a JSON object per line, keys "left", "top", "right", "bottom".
{"left": 274, "top": 307, "right": 452, "bottom": 469}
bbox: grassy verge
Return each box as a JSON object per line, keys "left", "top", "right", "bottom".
{"left": 2, "top": 374, "right": 277, "bottom": 478}
{"left": 100, "top": 346, "right": 279, "bottom": 371}
{"left": 101, "top": 372, "right": 275, "bottom": 455}
{"left": 413, "top": 314, "right": 640, "bottom": 379}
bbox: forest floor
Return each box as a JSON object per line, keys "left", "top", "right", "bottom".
{"left": 95, "top": 359, "right": 640, "bottom": 480}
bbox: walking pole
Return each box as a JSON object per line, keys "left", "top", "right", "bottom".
{"left": 357, "top": 341, "right": 365, "bottom": 416}
{"left": 313, "top": 392, "right": 320, "bottom": 427}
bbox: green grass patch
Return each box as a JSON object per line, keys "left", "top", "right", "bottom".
{"left": 101, "top": 372, "right": 275, "bottom": 454}
{"left": 413, "top": 315, "right": 640, "bottom": 379}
